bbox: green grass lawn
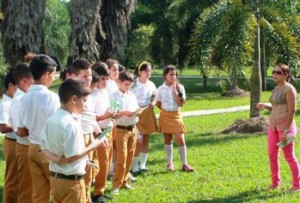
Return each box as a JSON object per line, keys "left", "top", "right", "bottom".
{"left": 2, "top": 110, "right": 300, "bottom": 202}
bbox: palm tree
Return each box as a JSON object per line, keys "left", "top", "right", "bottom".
{"left": 190, "top": 0, "right": 300, "bottom": 117}
{"left": 1, "top": 0, "right": 46, "bottom": 68}
{"left": 98, "top": 0, "right": 135, "bottom": 62}
{"left": 70, "top": 0, "right": 104, "bottom": 61}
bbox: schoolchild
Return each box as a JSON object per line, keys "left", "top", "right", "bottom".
{"left": 67, "top": 58, "right": 101, "bottom": 203}
{"left": 10, "top": 63, "right": 34, "bottom": 203}
{"left": 156, "top": 65, "right": 194, "bottom": 172}
{"left": 18, "top": 54, "right": 60, "bottom": 203}
{"left": 0, "top": 71, "right": 17, "bottom": 203}
{"left": 40, "top": 78, "right": 106, "bottom": 203}
{"left": 131, "top": 61, "right": 157, "bottom": 173}
{"left": 91, "top": 62, "right": 115, "bottom": 202}
{"left": 111, "top": 70, "right": 140, "bottom": 195}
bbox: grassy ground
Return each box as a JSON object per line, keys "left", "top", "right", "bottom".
{"left": 1, "top": 110, "right": 300, "bottom": 202}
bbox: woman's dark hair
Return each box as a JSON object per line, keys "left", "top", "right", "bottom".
{"left": 276, "top": 63, "right": 292, "bottom": 82}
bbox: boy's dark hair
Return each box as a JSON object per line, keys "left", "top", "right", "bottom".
{"left": 91, "top": 70, "right": 100, "bottom": 84}
{"left": 92, "top": 62, "right": 109, "bottom": 77}
{"left": 118, "top": 70, "right": 134, "bottom": 83}
{"left": 30, "top": 54, "right": 57, "bottom": 80}
{"left": 58, "top": 78, "right": 91, "bottom": 104}
{"left": 69, "top": 58, "right": 91, "bottom": 75}
{"left": 4, "top": 71, "right": 16, "bottom": 90}
{"left": 13, "top": 63, "right": 32, "bottom": 84}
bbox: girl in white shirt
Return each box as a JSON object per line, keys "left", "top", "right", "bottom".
{"left": 156, "top": 65, "right": 194, "bottom": 172}
{"left": 131, "top": 61, "right": 157, "bottom": 173}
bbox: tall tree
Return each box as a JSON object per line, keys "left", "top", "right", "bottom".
{"left": 99, "top": 0, "right": 135, "bottom": 62}
{"left": 1, "top": 0, "right": 46, "bottom": 68}
{"left": 70, "top": 0, "right": 104, "bottom": 61}
{"left": 190, "top": 0, "right": 300, "bottom": 117}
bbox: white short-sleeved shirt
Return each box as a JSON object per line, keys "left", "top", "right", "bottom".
{"left": 92, "top": 88, "right": 113, "bottom": 129}
{"left": 110, "top": 89, "right": 139, "bottom": 126}
{"left": 156, "top": 82, "right": 186, "bottom": 111}
{"left": 18, "top": 85, "right": 60, "bottom": 145}
{"left": 106, "top": 79, "right": 119, "bottom": 96}
{"left": 10, "top": 88, "right": 30, "bottom": 145}
{"left": 131, "top": 78, "right": 157, "bottom": 107}
{"left": 80, "top": 94, "right": 99, "bottom": 134}
{"left": 40, "top": 108, "right": 87, "bottom": 175}
{"left": 0, "top": 94, "right": 16, "bottom": 139}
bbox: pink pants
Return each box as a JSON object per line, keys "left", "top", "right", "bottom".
{"left": 268, "top": 125, "right": 300, "bottom": 187}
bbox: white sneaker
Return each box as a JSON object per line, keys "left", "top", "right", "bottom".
{"left": 112, "top": 188, "right": 119, "bottom": 195}
{"left": 122, "top": 183, "right": 134, "bottom": 190}
{"left": 128, "top": 173, "right": 137, "bottom": 182}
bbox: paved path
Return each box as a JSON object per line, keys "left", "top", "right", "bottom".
{"left": 179, "top": 105, "right": 249, "bottom": 118}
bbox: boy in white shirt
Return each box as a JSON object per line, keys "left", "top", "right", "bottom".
{"left": 0, "top": 71, "right": 17, "bottom": 203}
{"left": 10, "top": 63, "right": 34, "bottom": 203}
{"left": 18, "top": 54, "right": 60, "bottom": 203}
{"left": 91, "top": 62, "right": 115, "bottom": 202}
{"left": 40, "top": 78, "right": 107, "bottom": 203}
{"left": 66, "top": 58, "right": 102, "bottom": 203}
{"left": 111, "top": 71, "right": 140, "bottom": 195}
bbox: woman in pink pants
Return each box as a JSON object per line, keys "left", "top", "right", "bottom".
{"left": 257, "top": 63, "right": 300, "bottom": 192}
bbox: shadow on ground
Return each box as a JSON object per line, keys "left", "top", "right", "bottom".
{"left": 187, "top": 189, "right": 280, "bottom": 203}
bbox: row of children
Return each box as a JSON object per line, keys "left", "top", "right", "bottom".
{"left": 1, "top": 54, "right": 194, "bottom": 203}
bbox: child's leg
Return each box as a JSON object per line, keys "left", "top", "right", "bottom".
{"left": 267, "top": 128, "right": 281, "bottom": 187}
{"left": 124, "top": 130, "right": 137, "bottom": 185}
{"left": 164, "top": 133, "right": 173, "bottom": 164}
{"left": 281, "top": 126, "right": 300, "bottom": 188}
{"left": 140, "top": 134, "right": 150, "bottom": 170}
{"left": 113, "top": 129, "right": 129, "bottom": 189}
{"left": 174, "top": 133, "right": 187, "bottom": 164}
{"left": 132, "top": 132, "right": 142, "bottom": 173}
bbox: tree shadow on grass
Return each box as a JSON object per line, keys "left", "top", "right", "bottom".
{"left": 0, "top": 142, "right": 4, "bottom": 161}
{"left": 0, "top": 186, "right": 3, "bottom": 202}
{"left": 187, "top": 189, "right": 280, "bottom": 203}
{"left": 149, "top": 132, "right": 264, "bottom": 151}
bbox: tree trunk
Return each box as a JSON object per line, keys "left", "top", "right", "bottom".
{"left": 99, "top": 0, "right": 135, "bottom": 62}
{"left": 250, "top": 2, "right": 262, "bottom": 118}
{"left": 260, "top": 20, "right": 266, "bottom": 91}
{"left": 70, "top": 0, "right": 104, "bottom": 61}
{"left": 1, "top": 0, "right": 45, "bottom": 69}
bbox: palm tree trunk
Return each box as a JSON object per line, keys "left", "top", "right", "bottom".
{"left": 250, "top": 1, "right": 262, "bottom": 118}
{"left": 1, "top": 0, "right": 45, "bottom": 69}
{"left": 70, "top": 0, "right": 103, "bottom": 61}
{"left": 99, "top": 0, "right": 135, "bottom": 62}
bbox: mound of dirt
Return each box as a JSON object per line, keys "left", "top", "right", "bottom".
{"left": 221, "top": 88, "right": 249, "bottom": 97}
{"left": 221, "top": 116, "right": 269, "bottom": 134}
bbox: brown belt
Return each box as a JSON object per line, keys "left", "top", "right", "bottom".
{"left": 5, "top": 137, "right": 16, "bottom": 142}
{"left": 51, "top": 172, "right": 84, "bottom": 181}
{"left": 116, "top": 125, "right": 135, "bottom": 131}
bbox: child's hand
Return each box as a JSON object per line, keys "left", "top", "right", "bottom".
{"left": 256, "top": 103, "right": 265, "bottom": 111}
{"left": 100, "top": 137, "right": 110, "bottom": 149}
{"left": 123, "top": 111, "right": 134, "bottom": 117}
{"left": 104, "top": 108, "right": 114, "bottom": 118}
{"left": 56, "top": 154, "right": 68, "bottom": 165}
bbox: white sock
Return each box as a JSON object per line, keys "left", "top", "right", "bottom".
{"left": 109, "top": 162, "right": 115, "bottom": 175}
{"left": 140, "top": 153, "right": 148, "bottom": 169}
{"left": 164, "top": 144, "right": 173, "bottom": 163}
{"left": 178, "top": 145, "right": 188, "bottom": 165}
{"left": 131, "top": 156, "right": 140, "bottom": 172}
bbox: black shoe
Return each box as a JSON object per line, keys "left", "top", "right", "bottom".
{"left": 102, "top": 194, "right": 113, "bottom": 201}
{"left": 92, "top": 195, "right": 107, "bottom": 203}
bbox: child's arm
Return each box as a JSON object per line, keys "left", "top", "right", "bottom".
{"left": 61, "top": 138, "right": 104, "bottom": 163}
{"left": 172, "top": 83, "right": 185, "bottom": 107}
{"left": 17, "top": 127, "right": 29, "bottom": 137}
{"left": 96, "top": 108, "right": 114, "bottom": 121}
{"left": 41, "top": 149, "right": 67, "bottom": 164}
